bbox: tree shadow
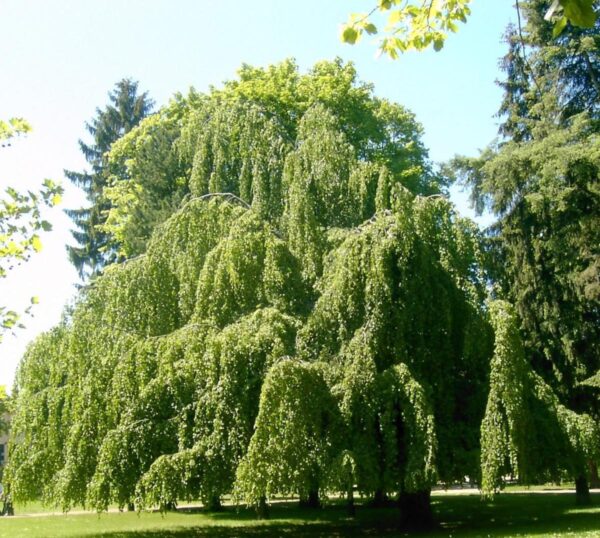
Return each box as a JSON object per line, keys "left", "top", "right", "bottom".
{"left": 48, "top": 493, "right": 600, "bottom": 538}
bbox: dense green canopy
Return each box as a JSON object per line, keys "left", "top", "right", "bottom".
{"left": 6, "top": 59, "right": 599, "bottom": 521}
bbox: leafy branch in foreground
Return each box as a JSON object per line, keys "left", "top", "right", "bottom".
{"left": 0, "top": 119, "right": 63, "bottom": 337}
{"left": 340, "top": 0, "right": 597, "bottom": 58}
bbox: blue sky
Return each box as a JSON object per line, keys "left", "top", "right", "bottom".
{"left": 0, "top": 0, "right": 515, "bottom": 388}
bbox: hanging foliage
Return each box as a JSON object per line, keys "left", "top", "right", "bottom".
{"left": 481, "top": 300, "right": 600, "bottom": 497}
{"left": 234, "top": 359, "right": 341, "bottom": 506}
{"left": 11, "top": 59, "right": 579, "bottom": 526}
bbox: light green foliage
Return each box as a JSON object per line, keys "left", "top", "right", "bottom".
{"left": 5, "top": 327, "right": 71, "bottom": 503}
{"left": 298, "top": 196, "right": 492, "bottom": 486}
{"left": 335, "top": 336, "right": 381, "bottom": 495}
{"left": 7, "top": 61, "right": 513, "bottom": 520}
{"left": 481, "top": 301, "right": 600, "bottom": 497}
{"left": 340, "top": 1, "right": 597, "bottom": 58}
{"left": 480, "top": 301, "right": 531, "bottom": 495}
{"left": 100, "top": 59, "right": 438, "bottom": 258}
{"left": 101, "top": 96, "right": 192, "bottom": 258}
{"left": 135, "top": 447, "right": 203, "bottom": 512}
{"left": 378, "top": 364, "right": 437, "bottom": 493}
{"left": 235, "top": 359, "right": 341, "bottom": 505}
{"left": 193, "top": 212, "right": 305, "bottom": 327}
{"left": 341, "top": 0, "right": 472, "bottom": 56}
{"left": 180, "top": 100, "right": 290, "bottom": 220}
{"left": 190, "top": 309, "right": 300, "bottom": 504}
{"left": 146, "top": 198, "right": 247, "bottom": 324}
{"left": 0, "top": 118, "right": 63, "bottom": 337}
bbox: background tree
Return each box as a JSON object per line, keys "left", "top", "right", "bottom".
{"left": 454, "top": 0, "right": 600, "bottom": 494}
{"left": 65, "top": 79, "right": 153, "bottom": 279}
{"left": 455, "top": 0, "right": 599, "bottom": 404}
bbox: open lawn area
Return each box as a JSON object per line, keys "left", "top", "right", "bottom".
{"left": 0, "top": 491, "right": 598, "bottom": 538}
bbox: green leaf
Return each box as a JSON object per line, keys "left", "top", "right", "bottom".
{"left": 364, "top": 22, "right": 378, "bottom": 35}
{"left": 341, "top": 25, "right": 359, "bottom": 45}
{"left": 552, "top": 15, "right": 569, "bottom": 37}
{"left": 433, "top": 38, "right": 445, "bottom": 51}
{"left": 560, "top": 0, "right": 596, "bottom": 28}
{"left": 31, "top": 235, "right": 42, "bottom": 253}
{"left": 30, "top": 296, "right": 39, "bottom": 305}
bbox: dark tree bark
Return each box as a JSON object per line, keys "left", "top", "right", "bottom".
{"left": 398, "top": 489, "right": 434, "bottom": 529}
{"left": 346, "top": 487, "right": 356, "bottom": 517}
{"left": 299, "top": 489, "right": 320, "bottom": 508}
{"left": 576, "top": 474, "right": 592, "bottom": 505}
{"left": 256, "top": 496, "right": 269, "bottom": 519}
{"left": 589, "top": 461, "right": 600, "bottom": 489}
{"left": 369, "top": 488, "right": 391, "bottom": 507}
{"left": 206, "top": 495, "right": 222, "bottom": 511}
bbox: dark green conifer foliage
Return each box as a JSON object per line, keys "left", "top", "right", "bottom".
{"left": 65, "top": 79, "right": 153, "bottom": 278}
{"left": 454, "top": 2, "right": 600, "bottom": 421}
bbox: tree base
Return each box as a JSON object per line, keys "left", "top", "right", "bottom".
{"left": 256, "top": 496, "right": 269, "bottom": 519}
{"left": 206, "top": 496, "right": 222, "bottom": 512}
{"left": 398, "top": 490, "right": 434, "bottom": 529}
{"left": 576, "top": 475, "right": 592, "bottom": 506}
{"left": 346, "top": 489, "right": 356, "bottom": 517}
{"left": 367, "top": 489, "right": 395, "bottom": 508}
{"left": 299, "top": 490, "right": 320, "bottom": 509}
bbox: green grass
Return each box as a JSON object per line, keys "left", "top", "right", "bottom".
{"left": 0, "top": 492, "right": 598, "bottom": 537}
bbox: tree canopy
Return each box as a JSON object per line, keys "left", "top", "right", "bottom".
{"left": 6, "top": 57, "right": 599, "bottom": 522}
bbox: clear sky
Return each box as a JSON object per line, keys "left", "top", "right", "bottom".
{"left": 0, "top": 0, "right": 514, "bottom": 389}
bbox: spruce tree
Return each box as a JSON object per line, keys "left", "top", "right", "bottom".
{"left": 65, "top": 78, "right": 153, "bottom": 278}
{"left": 455, "top": 1, "right": 600, "bottom": 494}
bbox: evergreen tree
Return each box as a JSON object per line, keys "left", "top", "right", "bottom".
{"left": 65, "top": 78, "right": 153, "bottom": 278}
{"left": 455, "top": 0, "right": 600, "bottom": 493}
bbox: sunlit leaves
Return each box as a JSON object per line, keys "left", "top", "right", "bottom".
{"left": 341, "top": 0, "right": 472, "bottom": 57}
{"left": 0, "top": 119, "right": 63, "bottom": 339}
{"left": 341, "top": 0, "right": 597, "bottom": 57}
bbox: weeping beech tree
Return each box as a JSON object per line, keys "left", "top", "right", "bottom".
{"left": 481, "top": 301, "right": 600, "bottom": 505}
{"left": 6, "top": 59, "right": 597, "bottom": 525}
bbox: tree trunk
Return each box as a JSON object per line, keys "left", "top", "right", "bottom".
{"left": 256, "top": 496, "right": 269, "bottom": 519}
{"left": 206, "top": 495, "right": 222, "bottom": 511}
{"left": 162, "top": 501, "right": 177, "bottom": 512}
{"left": 127, "top": 502, "right": 135, "bottom": 512}
{"left": 346, "top": 486, "right": 356, "bottom": 517}
{"left": 299, "top": 489, "right": 320, "bottom": 508}
{"left": 589, "top": 461, "right": 600, "bottom": 489}
{"left": 576, "top": 474, "right": 592, "bottom": 505}
{"left": 370, "top": 488, "right": 389, "bottom": 507}
{"left": 398, "top": 489, "right": 433, "bottom": 529}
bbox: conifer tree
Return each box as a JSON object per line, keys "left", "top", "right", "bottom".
{"left": 65, "top": 78, "right": 153, "bottom": 278}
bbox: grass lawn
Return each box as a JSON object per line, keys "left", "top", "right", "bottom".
{"left": 0, "top": 491, "right": 598, "bottom": 537}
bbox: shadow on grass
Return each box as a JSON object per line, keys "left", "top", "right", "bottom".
{"left": 58, "top": 493, "right": 600, "bottom": 538}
